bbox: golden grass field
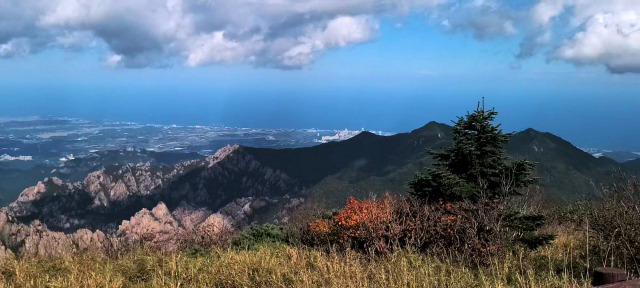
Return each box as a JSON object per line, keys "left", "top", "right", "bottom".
{"left": 0, "top": 226, "right": 594, "bottom": 288}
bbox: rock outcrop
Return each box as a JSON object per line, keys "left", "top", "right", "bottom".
{"left": 0, "top": 242, "right": 12, "bottom": 259}
{"left": 22, "top": 227, "right": 76, "bottom": 257}
{"left": 0, "top": 145, "right": 307, "bottom": 257}
{"left": 171, "top": 202, "right": 213, "bottom": 230}
{"left": 198, "top": 213, "right": 231, "bottom": 235}
{"left": 71, "top": 229, "right": 114, "bottom": 255}
{"left": 5, "top": 145, "right": 303, "bottom": 234}
{"left": 117, "top": 202, "right": 234, "bottom": 251}
{"left": 0, "top": 209, "right": 117, "bottom": 258}
{"left": 117, "top": 202, "right": 182, "bottom": 250}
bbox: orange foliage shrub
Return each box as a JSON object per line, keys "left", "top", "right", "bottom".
{"left": 307, "top": 194, "right": 398, "bottom": 253}
{"left": 333, "top": 195, "right": 393, "bottom": 237}
{"left": 306, "top": 194, "right": 504, "bottom": 263}
{"left": 307, "top": 219, "right": 331, "bottom": 234}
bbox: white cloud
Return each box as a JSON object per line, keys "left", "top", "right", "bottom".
{"left": 569, "top": 0, "right": 640, "bottom": 23}
{"left": 280, "top": 15, "right": 378, "bottom": 67}
{"left": 516, "top": 0, "right": 640, "bottom": 73}
{"left": 0, "top": 39, "right": 31, "bottom": 58}
{"left": 2, "top": 0, "right": 640, "bottom": 73}
{"left": 557, "top": 11, "right": 640, "bottom": 73}
{"left": 0, "top": 0, "right": 444, "bottom": 69}
{"left": 432, "top": 0, "right": 517, "bottom": 39}
{"left": 54, "top": 31, "right": 96, "bottom": 50}
{"left": 103, "top": 54, "right": 123, "bottom": 67}
{"left": 531, "top": 0, "right": 566, "bottom": 27}
{"left": 185, "top": 32, "right": 262, "bottom": 66}
{"left": 322, "top": 16, "right": 377, "bottom": 47}
{"left": 517, "top": 30, "right": 551, "bottom": 59}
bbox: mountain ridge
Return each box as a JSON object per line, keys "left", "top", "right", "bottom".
{"left": 0, "top": 123, "right": 627, "bottom": 256}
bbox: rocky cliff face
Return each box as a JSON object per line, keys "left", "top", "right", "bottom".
{"left": 0, "top": 209, "right": 117, "bottom": 257}
{"left": 0, "top": 145, "right": 305, "bottom": 257}
{"left": 5, "top": 145, "right": 303, "bottom": 232}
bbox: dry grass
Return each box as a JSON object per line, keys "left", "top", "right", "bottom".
{"left": 0, "top": 228, "right": 592, "bottom": 288}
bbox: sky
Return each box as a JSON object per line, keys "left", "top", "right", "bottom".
{"left": 1, "top": 0, "right": 640, "bottom": 150}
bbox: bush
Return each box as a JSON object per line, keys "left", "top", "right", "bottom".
{"left": 177, "top": 226, "right": 235, "bottom": 256}
{"left": 231, "top": 224, "right": 288, "bottom": 250}
{"left": 308, "top": 195, "right": 397, "bottom": 254}
{"left": 278, "top": 202, "right": 330, "bottom": 246}
{"left": 306, "top": 194, "right": 508, "bottom": 263}
{"left": 503, "top": 210, "right": 555, "bottom": 249}
{"left": 587, "top": 174, "right": 640, "bottom": 276}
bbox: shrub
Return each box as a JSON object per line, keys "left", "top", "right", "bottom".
{"left": 587, "top": 174, "right": 640, "bottom": 276}
{"left": 306, "top": 194, "right": 506, "bottom": 263}
{"left": 231, "top": 224, "right": 288, "bottom": 250}
{"left": 177, "top": 226, "right": 236, "bottom": 256}
{"left": 278, "top": 202, "right": 330, "bottom": 246}
{"left": 503, "top": 210, "right": 555, "bottom": 249}
{"left": 307, "top": 195, "right": 397, "bottom": 254}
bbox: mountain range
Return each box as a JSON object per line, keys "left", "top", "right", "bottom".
{"left": 0, "top": 122, "right": 634, "bottom": 257}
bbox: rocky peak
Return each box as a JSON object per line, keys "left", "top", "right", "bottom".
{"left": 116, "top": 201, "right": 232, "bottom": 251}
{"left": 117, "top": 202, "right": 181, "bottom": 249}
{"left": 171, "top": 202, "right": 212, "bottom": 230}
{"left": 83, "top": 164, "right": 169, "bottom": 204}
{"left": 206, "top": 145, "right": 240, "bottom": 167}
{"left": 16, "top": 177, "right": 73, "bottom": 202}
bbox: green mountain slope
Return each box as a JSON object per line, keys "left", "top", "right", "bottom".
{"left": 621, "top": 158, "right": 640, "bottom": 173}
{"left": 245, "top": 122, "right": 452, "bottom": 207}
{"left": 246, "top": 125, "right": 621, "bottom": 206}
{"left": 506, "top": 129, "right": 620, "bottom": 201}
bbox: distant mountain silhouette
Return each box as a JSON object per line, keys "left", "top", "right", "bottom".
{"left": 506, "top": 128, "right": 620, "bottom": 201}
{"left": 598, "top": 151, "right": 640, "bottom": 163}
{"left": 621, "top": 158, "right": 640, "bottom": 173}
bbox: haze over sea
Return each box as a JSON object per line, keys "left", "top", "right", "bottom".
{"left": 2, "top": 87, "right": 640, "bottom": 152}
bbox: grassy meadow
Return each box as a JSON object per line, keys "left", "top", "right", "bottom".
{"left": 0, "top": 225, "right": 594, "bottom": 288}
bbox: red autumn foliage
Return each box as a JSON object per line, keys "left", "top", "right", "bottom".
{"left": 307, "top": 219, "right": 331, "bottom": 234}
{"left": 306, "top": 194, "right": 504, "bottom": 263}
{"left": 332, "top": 195, "right": 393, "bottom": 237}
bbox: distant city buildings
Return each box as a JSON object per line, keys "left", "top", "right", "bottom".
{"left": 316, "top": 129, "right": 361, "bottom": 143}
{"left": 0, "top": 154, "right": 33, "bottom": 161}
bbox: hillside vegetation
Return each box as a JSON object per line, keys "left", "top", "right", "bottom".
{"left": 0, "top": 104, "right": 638, "bottom": 287}
{"left": 0, "top": 236, "right": 591, "bottom": 288}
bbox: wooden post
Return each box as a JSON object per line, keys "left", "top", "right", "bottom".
{"left": 594, "top": 280, "right": 640, "bottom": 287}
{"left": 593, "top": 267, "right": 629, "bottom": 286}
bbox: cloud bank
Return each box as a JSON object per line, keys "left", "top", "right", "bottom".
{"left": 1, "top": 0, "right": 640, "bottom": 73}
{"left": 528, "top": 0, "right": 640, "bottom": 73}
{"left": 0, "top": 0, "right": 443, "bottom": 68}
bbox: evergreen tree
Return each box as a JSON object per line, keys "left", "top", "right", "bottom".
{"left": 409, "top": 101, "right": 553, "bottom": 249}
{"left": 409, "top": 100, "right": 536, "bottom": 203}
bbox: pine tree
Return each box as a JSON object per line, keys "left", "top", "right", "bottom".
{"left": 409, "top": 101, "right": 553, "bottom": 249}
{"left": 409, "top": 100, "right": 536, "bottom": 203}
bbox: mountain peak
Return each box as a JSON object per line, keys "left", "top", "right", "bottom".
{"left": 206, "top": 145, "right": 241, "bottom": 167}
{"left": 410, "top": 121, "right": 448, "bottom": 133}
{"left": 513, "top": 128, "right": 547, "bottom": 138}
{"left": 348, "top": 130, "right": 377, "bottom": 140}
{"left": 408, "top": 122, "right": 452, "bottom": 140}
{"left": 521, "top": 128, "right": 539, "bottom": 133}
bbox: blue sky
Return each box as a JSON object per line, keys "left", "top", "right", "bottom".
{"left": 1, "top": 1, "right": 640, "bottom": 150}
